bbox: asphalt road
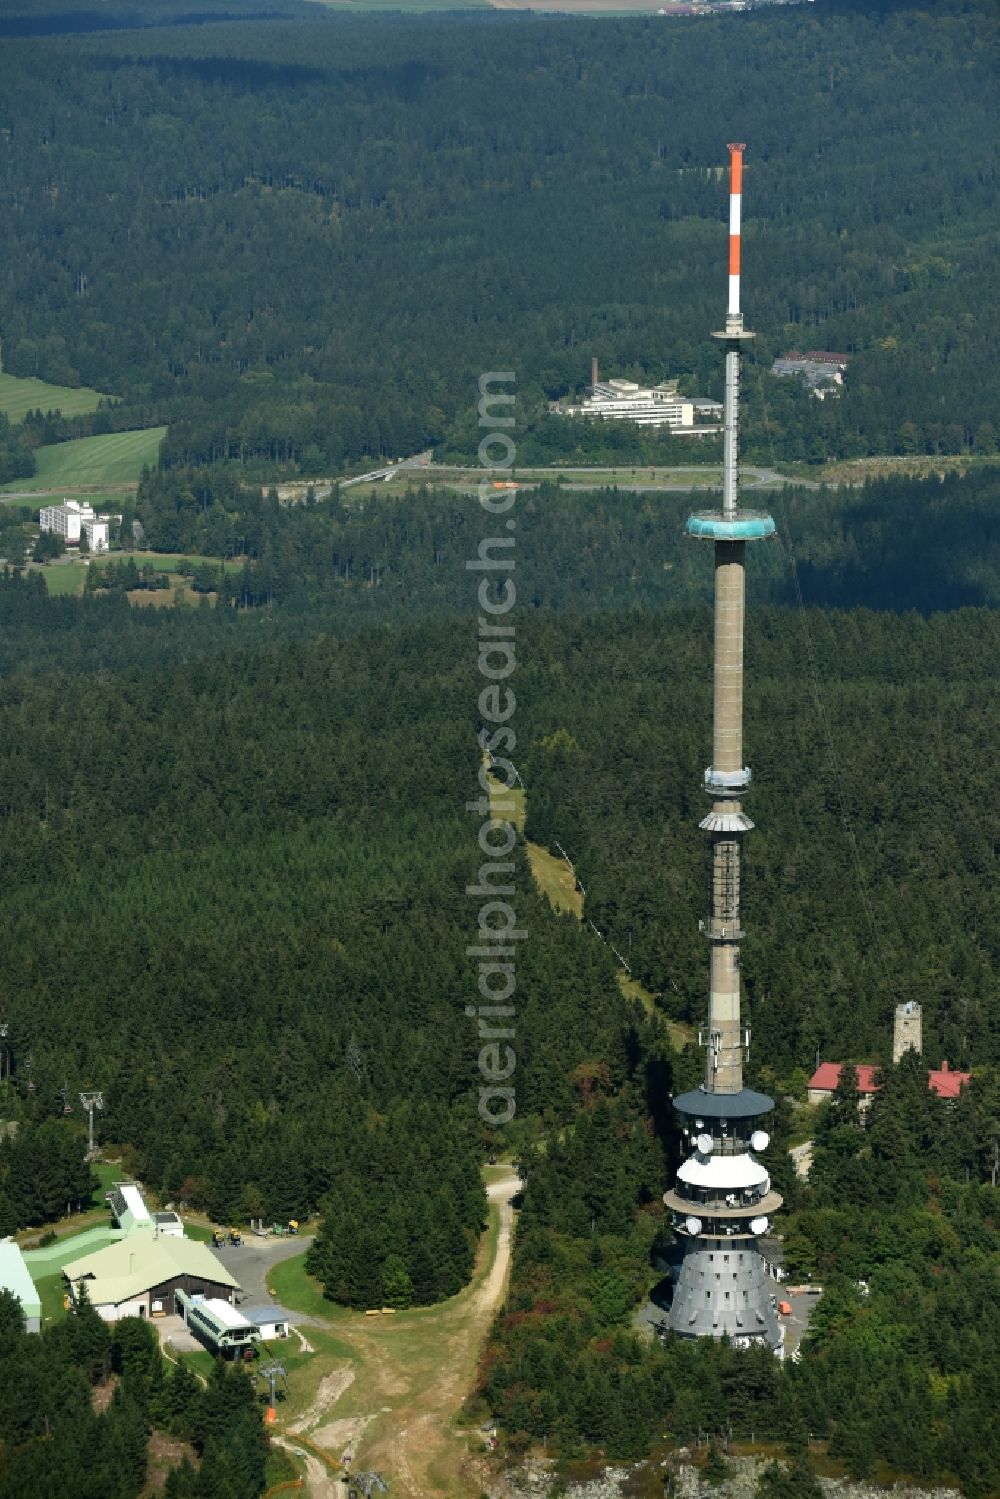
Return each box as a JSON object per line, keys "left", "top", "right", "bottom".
{"left": 211, "top": 1233, "right": 316, "bottom": 1320}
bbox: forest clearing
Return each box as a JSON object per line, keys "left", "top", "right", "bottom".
{"left": 485, "top": 767, "right": 696, "bottom": 1043}
{"left": 266, "top": 1167, "right": 520, "bottom": 1497}
{"left": 0, "top": 369, "right": 113, "bottom": 424}
{"left": 0, "top": 426, "right": 166, "bottom": 493}
{"left": 32, "top": 549, "right": 232, "bottom": 599}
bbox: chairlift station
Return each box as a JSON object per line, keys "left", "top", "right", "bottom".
{"left": 663, "top": 145, "right": 783, "bottom": 1350}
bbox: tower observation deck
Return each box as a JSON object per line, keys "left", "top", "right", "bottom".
{"left": 665, "top": 145, "right": 782, "bottom": 1351}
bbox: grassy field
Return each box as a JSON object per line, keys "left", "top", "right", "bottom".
{"left": 526, "top": 842, "right": 582, "bottom": 917}
{"left": 617, "top": 971, "right": 695, "bottom": 1050}
{"left": 269, "top": 1256, "right": 340, "bottom": 1324}
{"left": 0, "top": 427, "right": 166, "bottom": 492}
{"left": 41, "top": 561, "right": 89, "bottom": 596}
{"left": 34, "top": 550, "right": 233, "bottom": 600}
{"left": 0, "top": 370, "right": 114, "bottom": 424}
{"left": 485, "top": 769, "right": 525, "bottom": 833}
{"left": 265, "top": 1172, "right": 516, "bottom": 1496}
{"left": 35, "top": 1270, "right": 70, "bottom": 1325}
{"left": 486, "top": 770, "right": 586, "bottom": 915}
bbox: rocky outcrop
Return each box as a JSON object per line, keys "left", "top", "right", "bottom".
{"left": 495, "top": 1455, "right": 962, "bottom": 1499}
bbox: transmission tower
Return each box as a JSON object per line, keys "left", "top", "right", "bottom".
{"left": 79, "top": 1091, "right": 104, "bottom": 1155}
{"left": 255, "top": 1359, "right": 287, "bottom": 1424}
{"left": 663, "top": 144, "right": 782, "bottom": 1351}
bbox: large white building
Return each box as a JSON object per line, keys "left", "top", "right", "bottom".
{"left": 566, "top": 379, "right": 697, "bottom": 430}
{"left": 63, "top": 1234, "right": 240, "bottom": 1322}
{"left": 38, "top": 500, "right": 111, "bottom": 553}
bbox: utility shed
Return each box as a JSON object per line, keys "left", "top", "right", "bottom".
{"left": 63, "top": 1235, "right": 239, "bottom": 1322}
{"left": 0, "top": 1238, "right": 42, "bottom": 1333}
{"left": 108, "top": 1182, "right": 152, "bottom": 1234}
{"left": 241, "top": 1303, "right": 294, "bottom": 1340}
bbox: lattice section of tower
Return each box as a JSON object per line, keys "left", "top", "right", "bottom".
{"left": 709, "top": 837, "right": 744, "bottom": 939}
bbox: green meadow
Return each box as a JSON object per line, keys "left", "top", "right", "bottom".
{"left": 0, "top": 371, "right": 114, "bottom": 424}
{"left": 1, "top": 428, "right": 166, "bottom": 492}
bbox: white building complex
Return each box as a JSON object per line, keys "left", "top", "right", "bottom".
{"left": 38, "top": 499, "right": 111, "bottom": 553}
{"left": 561, "top": 369, "right": 723, "bottom": 435}
{"left": 566, "top": 379, "right": 696, "bottom": 429}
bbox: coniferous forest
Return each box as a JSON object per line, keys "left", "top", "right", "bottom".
{"left": 0, "top": 0, "right": 997, "bottom": 471}
{"left": 0, "top": 1287, "right": 269, "bottom": 1498}
{"left": 1, "top": 0, "right": 999, "bottom": 1493}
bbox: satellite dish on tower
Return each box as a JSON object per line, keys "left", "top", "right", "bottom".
{"left": 696, "top": 1133, "right": 713, "bottom": 1155}
{"left": 750, "top": 1216, "right": 769, "bottom": 1235}
{"left": 751, "top": 1129, "right": 769, "bottom": 1152}
{"left": 685, "top": 1216, "right": 703, "bottom": 1236}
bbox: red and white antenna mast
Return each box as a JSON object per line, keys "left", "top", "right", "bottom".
{"left": 727, "top": 142, "right": 745, "bottom": 322}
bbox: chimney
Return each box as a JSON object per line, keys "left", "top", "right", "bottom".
{"left": 940, "top": 1059, "right": 949, "bottom": 1073}
{"left": 591, "top": 357, "right": 599, "bottom": 393}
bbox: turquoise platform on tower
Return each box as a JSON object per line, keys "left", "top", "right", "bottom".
{"left": 686, "top": 511, "right": 776, "bottom": 541}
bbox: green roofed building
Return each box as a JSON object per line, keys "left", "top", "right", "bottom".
{"left": 0, "top": 1238, "right": 42, "bottom": 1333}
{"left": 63, "top": 1233, "right": 239, "bottom": 1323}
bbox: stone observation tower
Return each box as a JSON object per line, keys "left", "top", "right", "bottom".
{"left": 663, "top": 145, "right": 783, "bottom": 1349}
{"left": 893, "top": 1001, "right": 923, "bottom": 1064}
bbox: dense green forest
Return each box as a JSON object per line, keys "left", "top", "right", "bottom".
{"left": 1, "top": 583, "right": 997, "bottom": 1172}
{"left": 117, "top": 462, "right": 1000, "bottom": 616}
{"left": 0, "top": 1120, "right": 95, "bottom": 1233}
{"left": 0, "top": 412, "right": 35, "bottom": 485}
{"left": 0, "top": 1290, "right": 270, "bottom": 1497}
{"left": 0, "top": 0, "right": 997, "bottom": 475}
{"left": 0, "top": 615, "right": 637, "bottom": 1305}
{"left": 3, "top": 489, "right": 1000, "bottom": 1480}
{"left": 515, "top": 604, "right": 1000, "bottom": 1073}
{"left": 0, "top": 0, "right": 318, "bottom": 37}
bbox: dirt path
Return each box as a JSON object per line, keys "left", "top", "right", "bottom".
{"left": 289, "top": 1369, "right": 356, "bottom": 1436}
{"left": 371, "top": 1170, "right": 519, "bottom": 1497}
{"left": 273, "top": 1434, "right": 337, "bottom": 1499}
{"left": 285, "top": 1169, "right": 519, "bottom": 1499}
{"left": 476, "top": 1172, "right": 519, "bottom": 1314}
{"left": 790, "top": 1140, "right": 814, "bottom": 1180}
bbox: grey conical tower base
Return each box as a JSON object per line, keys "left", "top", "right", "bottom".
{"left": 669, "top": 1236, "right": 780, "bottom": 1345}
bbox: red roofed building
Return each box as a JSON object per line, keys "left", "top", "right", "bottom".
{"left": 808, "top": 1060, "right": 970, "bottom": 1107}
{"left": 927, "top": 1059, "right": 970, "bottom": 1100}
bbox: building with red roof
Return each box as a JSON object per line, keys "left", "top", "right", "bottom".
{"left": 927, "top": 1059, "right": 970, "bottom": 1100}
{"left": 808, "top": 1059, "right": 970, "bottom": 1107}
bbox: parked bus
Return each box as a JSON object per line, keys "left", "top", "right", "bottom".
{"left": 175, "top": 1289, "right": 260, "bottom": 1359}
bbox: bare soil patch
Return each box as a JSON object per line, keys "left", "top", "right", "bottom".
{"left": 147, "top": 1429, "right": 198, "bottom": 1490}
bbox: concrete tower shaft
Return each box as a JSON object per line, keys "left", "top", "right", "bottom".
{"left": 707, "top": 934, "right": 744, "bottom": 1094}
{"left": 713, "top": 543, "right": 745, "bottom": 775}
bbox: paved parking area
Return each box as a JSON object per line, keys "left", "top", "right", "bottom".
{"left": 155, "top": 1313, "right": 202, "bottom": 1354}
{"left": 211, "top": 1234, "right": 317, "bottom": 1322}
{"left": 780, "top": 1285, "right": 823, "bottom": 1358}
